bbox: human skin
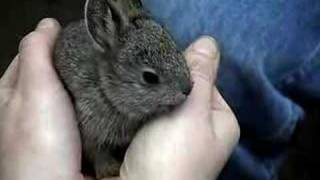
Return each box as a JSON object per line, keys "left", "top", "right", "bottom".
{"left": 0, "top": 18, "right": 240, "bottom": 180}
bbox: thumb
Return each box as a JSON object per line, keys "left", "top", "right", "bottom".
{"left": 185, "top": 36, "right": 220, "bottom": 83}
{"left": 183, "top": 36, "right": 220, "bottom": 114}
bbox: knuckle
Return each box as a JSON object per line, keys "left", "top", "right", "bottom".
{"left": 188, "top": 51, "right": 215, "bottom": 68}
{"left": 212, "top": 109, "right": 240, "bottom": 145}
{"left": 19, "top": 31, "right": 47, "bottom": 51}
{"left": 228, "top": 112, "right": 241, "bottom": 140}
{"left": 216, "top": 108, "right": 240, "bottom": 142}
{"left": 191, "top": 71, "right": 212, "bottom": 84}
{"left": 187, "top": 50, "right": 219, "bottom": 82}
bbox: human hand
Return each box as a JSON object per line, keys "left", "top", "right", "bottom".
{"left": 0, "top": 17, "right": 239, "bottom": 180}
{"left": 0, "top": 18, "right": 83, "bottom": 180}
{"left": 120, "top": 37, "right": 240, "bottom": 180}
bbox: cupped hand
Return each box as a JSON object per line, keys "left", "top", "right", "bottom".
{"left": 0, "top": 18, "right": 83, "bottom": 180}
{"left": 120, "top": 37, "right": 240, "bottom": 180}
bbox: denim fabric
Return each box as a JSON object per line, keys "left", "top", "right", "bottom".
{"left": 141, "top": 0, "right": 320, "bottom": 179}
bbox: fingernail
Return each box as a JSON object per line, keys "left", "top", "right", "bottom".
{"left": 37, "top": 18, "right": 56, "bottom": 29}
{"left": 191, "top": 36, "right": 219, "bottom": 59}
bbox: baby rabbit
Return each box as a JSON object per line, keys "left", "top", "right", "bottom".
{"left": 54, "top": 0, "right": 192, "bottom": 178}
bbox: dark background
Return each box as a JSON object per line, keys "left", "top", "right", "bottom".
{"left": 0, "top": 0, "right": 85, "bottom": 75}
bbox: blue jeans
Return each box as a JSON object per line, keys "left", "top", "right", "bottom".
{"left": 142, "top": 0, "right": 320, "bottom": 179}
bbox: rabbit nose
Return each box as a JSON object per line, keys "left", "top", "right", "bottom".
{"left": 182, "top": 82, "right": 193, "bottom": 95}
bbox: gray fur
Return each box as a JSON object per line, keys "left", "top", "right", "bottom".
{"left": 54, "top": 0, "right": 192, "bottom": 178}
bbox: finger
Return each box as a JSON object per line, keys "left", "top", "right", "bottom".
{"left": 211, "top": 87, "right": 240, "bottom": 151}
{"left": 183, "top": 36, "right": 220, "bottom": 112}
{"left": 17, "top": 18, "right": 61, "bottom": 93}
{"left": 0, "top": 55, "right": 20, "bottom": 88}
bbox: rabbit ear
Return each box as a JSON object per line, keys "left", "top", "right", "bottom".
{"left": 85, "top": 0, "right": 129, "bottom": 51}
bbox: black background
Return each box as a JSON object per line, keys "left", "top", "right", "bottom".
{"left": 0, "top": 0, "right": 85, "bottom": 75}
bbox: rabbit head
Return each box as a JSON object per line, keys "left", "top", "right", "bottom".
{"left": 85, "top": 0, "right": 193, "bottom": 119}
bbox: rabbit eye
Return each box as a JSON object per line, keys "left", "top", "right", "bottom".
{"left": 142, "top": 69, "right": 159, "bottom": 85}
